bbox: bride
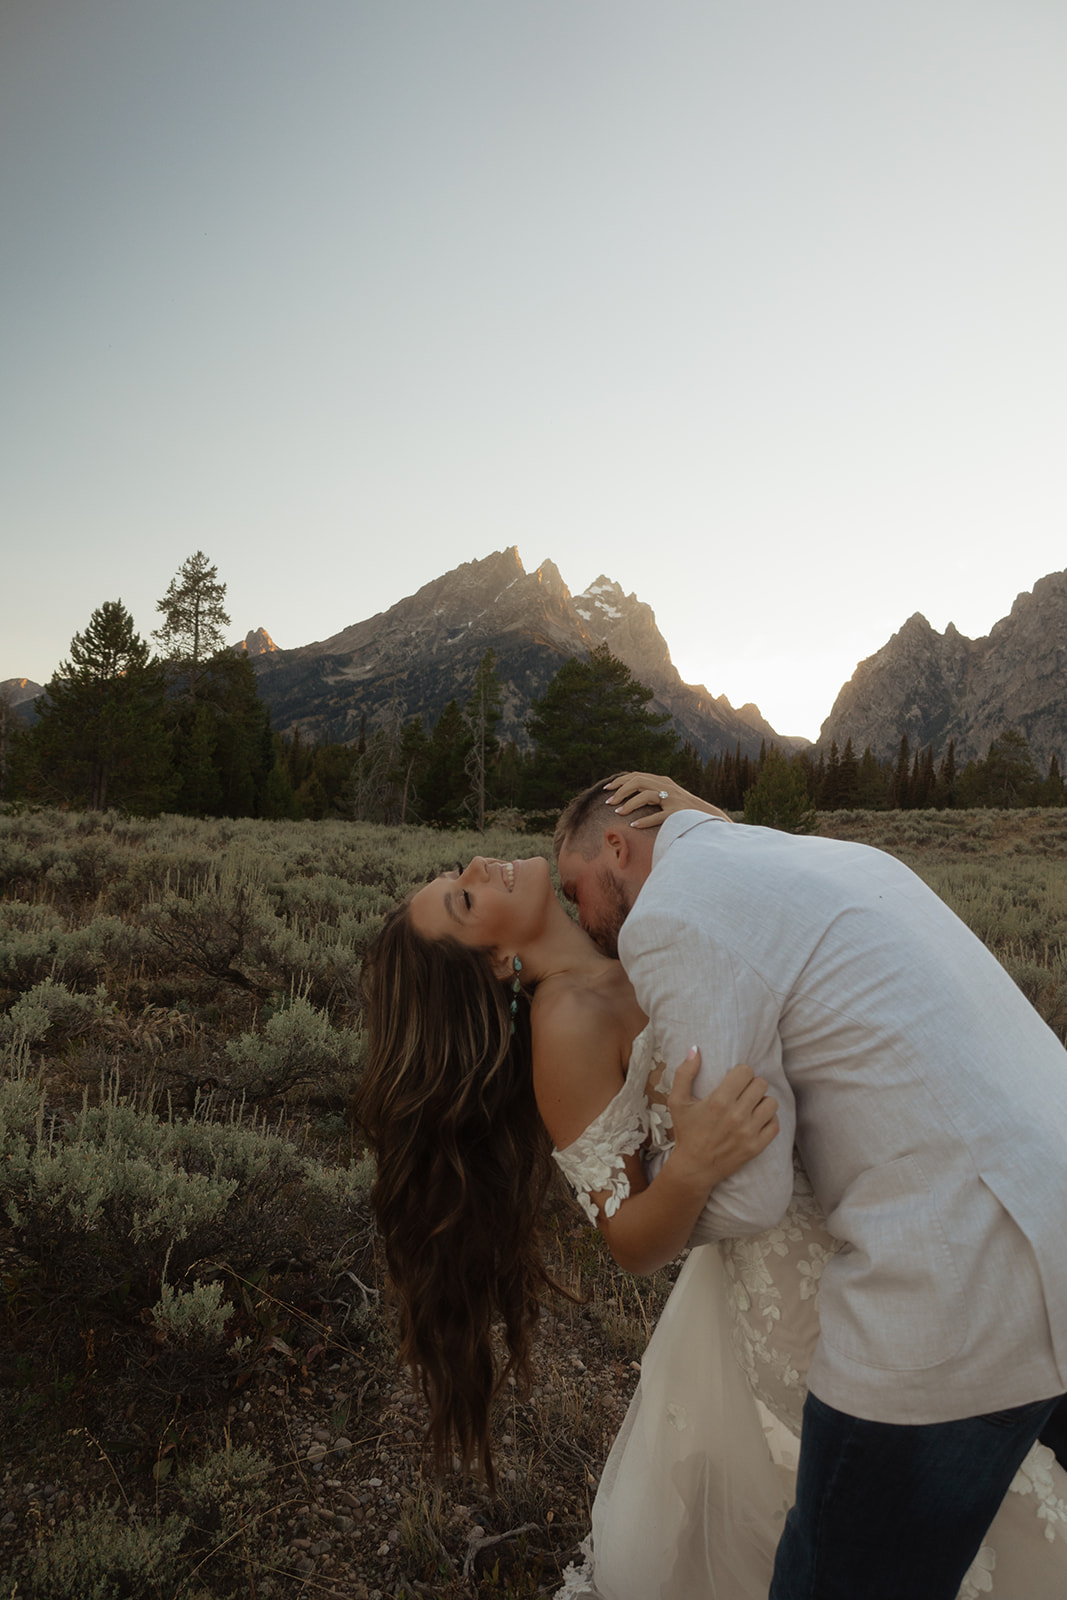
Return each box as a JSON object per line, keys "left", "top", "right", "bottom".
{"left": 355, "top": 775, "right": 1067, "bottom": 1598}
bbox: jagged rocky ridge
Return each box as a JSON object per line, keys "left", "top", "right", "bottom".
{"left": 1, "top": 678, "right": 45, "bottom": 710}
{"left": 247, "top": 548, "right": 793, "bottom": 761}
{"left": 11, "top": 558, "right": 1065, "bottom": 772}
{"left": 817, "top": 569, "right": 1067, "bottom": 768}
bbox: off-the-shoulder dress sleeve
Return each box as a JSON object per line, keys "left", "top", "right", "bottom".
{"left": 552, "top": 1028, "right": 673, "bottom": 1223}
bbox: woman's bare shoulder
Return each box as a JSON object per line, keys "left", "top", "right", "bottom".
{"left": 533, "top": 978, "right": 620, "bottom": 1041}
{"left": 531, "top": 983, "right": 629, "bottom": 1149}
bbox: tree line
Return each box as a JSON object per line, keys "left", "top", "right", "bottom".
{"left": 4, "top": 555, "right": 282, "bottom": 819}
{"left": 4, "top": 554, "right": 1064, "bottom": 825}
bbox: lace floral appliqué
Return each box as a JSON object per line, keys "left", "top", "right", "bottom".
{"left": 719, "top": 1156, "right": 841, "bottom": 1436}
{"left": 552, "top": 1029, "right": 673, "bottom": 1223}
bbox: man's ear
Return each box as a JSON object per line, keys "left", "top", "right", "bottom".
{"left": 604, "top": 823, "right": 654, "bottom": 882}
{"left": 602, "top": 826, "right": 633, "bottom": 869}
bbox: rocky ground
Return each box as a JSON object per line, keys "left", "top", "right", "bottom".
{"left": 0, "top": 1214, "right": 666, "bottom": 1599}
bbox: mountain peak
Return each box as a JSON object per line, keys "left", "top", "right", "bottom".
{"left": 531, "top": 558, "right": 568, "bottom": 593}
{"left": 237, "top": 628, "right": 278, "bottom": 655}
{"left": 817, "top": 569, "right": 1067, "bottom": 767}
{"left": 247, "top": 548, "right": 787, "bottom": 760}
{"left": 1, "top": 677, "right": 44, "bottom": 707}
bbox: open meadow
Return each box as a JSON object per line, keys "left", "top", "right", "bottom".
{"left": 2, "top": 805, "right": 1067, "bottom": 1599}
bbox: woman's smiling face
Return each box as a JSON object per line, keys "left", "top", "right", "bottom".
{"left": 408, "top": 855, "right": 553, "bottom": 959}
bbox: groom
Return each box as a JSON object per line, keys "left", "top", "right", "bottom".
{"left": 555, "top": 781, "right": 1067, "bottom": 1600}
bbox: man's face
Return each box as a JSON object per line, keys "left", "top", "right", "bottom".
{"left": 556, "top": 841, "right": 634, "bottom": 959}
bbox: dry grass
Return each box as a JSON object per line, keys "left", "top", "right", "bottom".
{"left": 2, "top": 804, "right": 1065, "bottom": 1597}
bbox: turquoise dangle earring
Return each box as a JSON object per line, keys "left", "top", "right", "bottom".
{"left": 510, "top": 956, "right": 522, "bottom": 1035}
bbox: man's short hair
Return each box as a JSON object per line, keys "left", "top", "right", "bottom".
{"left": 553, "top": 776, "right": 659, "bottom": 861}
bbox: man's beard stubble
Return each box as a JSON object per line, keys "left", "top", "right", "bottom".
{"left": 586, "top": 866, "right": 633, "bottom": 961}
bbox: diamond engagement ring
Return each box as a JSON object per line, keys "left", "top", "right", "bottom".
{"left": 658, "top": 790, "right": 668, "bottom": 800}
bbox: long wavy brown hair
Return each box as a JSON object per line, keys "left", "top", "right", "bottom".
{"left": 354, "top": 898, "right": 564, "bottom": 1489}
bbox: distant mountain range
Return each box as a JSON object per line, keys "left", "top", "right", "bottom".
{"left": 818, "top": 568, "right": 1067, "bottom": 769}
{"left": 6, "top": 553, "right": 1067, "bottom": 770}
{"left": 239, "top": 548, "right": 792, "bottom": 761}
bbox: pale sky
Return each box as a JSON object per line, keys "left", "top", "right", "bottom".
{"left": 3, "top": 2, "right": 1066, "bottom": 742}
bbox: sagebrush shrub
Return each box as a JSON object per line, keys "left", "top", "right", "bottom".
{"left": 2, "top": 1442, "right": 273, "bottom": 1600}
{"left": 224, "top": 991, "right": 365, "bottom": 1099}
{"left": 0, "top": 1069, "right": 374, "bottom": 1344}
{"left": 0, "top": 977, "right": 110, "bottom": 1052}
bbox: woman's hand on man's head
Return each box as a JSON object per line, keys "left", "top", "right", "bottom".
{"left": 603, "top": 773, "right": 733, "bottom": 829}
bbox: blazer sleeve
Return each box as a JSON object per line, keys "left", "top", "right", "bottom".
{"left": 620, "top": 896, "right": 797, "bottom": 1239}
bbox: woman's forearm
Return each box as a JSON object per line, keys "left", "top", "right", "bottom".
{"left": 599, "top": 1152, "right": 718, "bottom": 1274}
{"left": 598, "top": 1058, "right": 779, "bottom": 1274}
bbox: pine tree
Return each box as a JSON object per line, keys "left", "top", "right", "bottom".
{"left": 672, "top": 741, "right": 705, "bottom": 798}
{"left": 421, "top": 701, "right": 472, "bottom": 823}
{"left": 259, "top": 733, "right": 303, "bottom": 819}
{"left": 916, "top": 744, "right": 936, "bottom": 807}
{"left": 1043, "top": 752, "right": 1066, "bottom": 808}
{"left": 299, "top": 742, "right": 358, "bottom": 818}
{"left": 0, "top": 685, "right": 16, "bottom": 802}
{"left": 891, "top": 735, "right": 911, "bottom": 809}
{"left": 524, "top": 644, "right": 677, "bottom": 804}
{"left": 153, "top": 551, "right": 231, "bottom": 688}
{"left": 855, "top": 746, "right": 889, "bottom": 809}
{"left": 742, "top": 748, "right": 817, "bottom": 832}
{"left": 818, "top": 741, "right": 842, "bottom": 810}
{"left": 352, "top": 685, "right": 409, "bottom": 823}
{"left": 170, "top": 653, "right": 275, "bottom": 817}
{"left": 909, "top": 749, "right": 923, "bottom": 809}
{"left": 464, "top": 650, "right": 503, "bottom": 831}
{"left": 493, "top": 739, "right": 527, "bottom": 810}
{"left": 935, "top": 740, "right": 957, "bottom": 809}
{"left": 838, "top": 738, "right": 859, "bottom": 808}
{"left": 981, "top": 729, "right": 1041, "bottom": 808}
{"left": 25, "top": 601, "right": 174, "bottom": 812}
{"left": 393, "top": 716, "right": 429, "bottom": 825}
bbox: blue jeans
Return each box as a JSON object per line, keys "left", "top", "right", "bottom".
{"left": 769, "top": 1390, "right": 1065, "bottom": 1600}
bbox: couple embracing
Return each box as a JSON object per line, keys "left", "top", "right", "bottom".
{"left": 357, "top": 774, "right": 1067, "bottom": 1598}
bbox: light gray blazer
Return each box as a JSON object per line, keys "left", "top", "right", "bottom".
{"left": 621, "top": 812, "right": 1067, "bottom": 1424}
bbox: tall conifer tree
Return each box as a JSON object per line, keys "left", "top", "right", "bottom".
{"left": 153, "top": 551, "right": 231, "bottom": 688}
{"left": 525, "top": 644, "right": 677, "bottom": 803}
{"left": 26, "top": 601, "right": 173, "bottom": 812}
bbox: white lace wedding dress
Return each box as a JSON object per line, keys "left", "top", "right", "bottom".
{"left": 552, "top": 1028, "right": 1067, "bottom": 1600}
